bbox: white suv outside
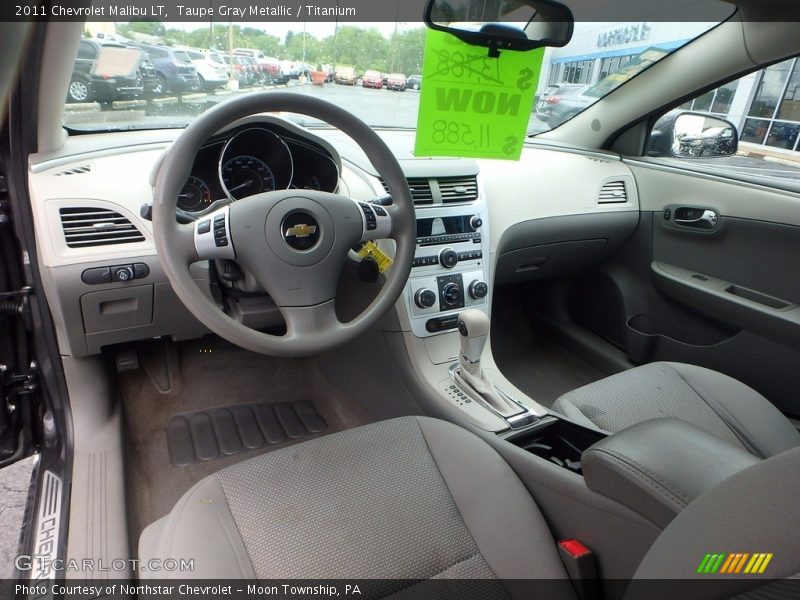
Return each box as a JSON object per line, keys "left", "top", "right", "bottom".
{"left": 182, "top": 48, "right": 229, "bottom": 91}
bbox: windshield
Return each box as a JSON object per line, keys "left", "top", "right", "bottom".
{"left": 66, "top": 19, "right": 723, "bottom": 134}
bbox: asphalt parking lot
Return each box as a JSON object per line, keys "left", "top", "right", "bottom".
{"left": 63, "top": 80, "right": 552, "bottom": 135}
{"left": 0, "top": 456, "right": 35, "bottom": 578}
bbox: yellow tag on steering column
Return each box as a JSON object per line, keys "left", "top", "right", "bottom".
{"left": 357, "top": 241, "right": 394, "bottom": 273}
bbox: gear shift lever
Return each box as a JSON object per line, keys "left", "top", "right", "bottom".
{"left": 454, "top": 309, "right": 523, "bottom": 418}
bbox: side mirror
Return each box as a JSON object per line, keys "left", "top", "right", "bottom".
{"left": 424, "top": 0, "right": 573, "bottom": 54}
{"left": 650, "top": 111, "right": 739, "bottom": 159}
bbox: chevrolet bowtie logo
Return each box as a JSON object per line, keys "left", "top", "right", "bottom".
{"left": 285, "top": 224, "right": 318, "bottom": 238}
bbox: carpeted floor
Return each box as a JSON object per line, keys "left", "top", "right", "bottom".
{"left": 491, "top": 288, "right": 605, "bottom": 408}
{"left": 119, "top": 336, "right": 375, "bottom": 549}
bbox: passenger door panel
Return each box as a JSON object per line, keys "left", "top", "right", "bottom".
{"left": 575, "top": 163, "right": 800, "bottom": 417}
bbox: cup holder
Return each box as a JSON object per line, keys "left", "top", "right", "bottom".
{"left": 505, "top": 417, "right": 606, "bottom": 475}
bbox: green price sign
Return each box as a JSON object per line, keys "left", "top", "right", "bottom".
{"left": 414, "top": 29, "right": 543, "bottom": 161}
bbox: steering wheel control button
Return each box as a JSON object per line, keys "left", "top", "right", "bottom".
{"left": 439, "top": 248, "right": 459, "bottom": 269}
{"left": 282, "top": 212, "right": 321, "bottom": 251}
{"left": 414, "top": 288, "right": 437, "bottom": 309}
{"left": 373, "top": 206, "right": 388, "bottom": 217}
{"left": 194, "top": 206, "right": 235, "bottom": 260}
{"left": 469, "top": 280, "right": 489, "bottom": 299}
{"left": 359, "top": 202, "right": 378, "bottom": 231}
{"left": 113, "top": 266, "right": 135, "bottom": 283}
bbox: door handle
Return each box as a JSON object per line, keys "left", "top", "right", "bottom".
{"left": 674, "top": 208, "right": 718, "bottom": 230}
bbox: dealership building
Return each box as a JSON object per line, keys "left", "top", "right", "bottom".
{"left": 539, "top": 22, "right": 800, "bottom": 161}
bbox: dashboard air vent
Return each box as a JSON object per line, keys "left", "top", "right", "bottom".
{"left": 438, "top": 176, "right": 479, "bottom": 204}
{"left": 59, "top": 207, "right": 145, "bottom": 248}
{"left": 54, "top": 164, "right": 92, "bottom": 176}
{"left": 380, "top": 177, "right": 434, "bottom": 205}
{"left": 598, "top": 180, "right": 628, "bottom": 204}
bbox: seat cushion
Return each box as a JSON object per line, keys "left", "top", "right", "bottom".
{"left": 552, "top": 362, "right": 800, "bottom": 458}
{"left": 140, "top": 417, "right": 574, "bottom": 598}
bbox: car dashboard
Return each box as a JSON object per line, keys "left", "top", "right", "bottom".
{"left": 27, "top": 117, "right": 640, "bottom": 357}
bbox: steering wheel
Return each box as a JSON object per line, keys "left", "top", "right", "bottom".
{"left": 151, "top": 93, "right": 415, "bottom": 357}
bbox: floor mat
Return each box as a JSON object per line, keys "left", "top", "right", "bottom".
{"left": 120, "top": 336, "right": 376, "bottom": 546}
{"left": 167, "top": 400, "right": 327, "bottom": 466}
{"left": 491, "top": 288, "right": 606, "bottom": 408}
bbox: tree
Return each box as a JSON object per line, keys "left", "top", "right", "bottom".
{"left": 389, "top": 27, "right": 426, "bottom": 75}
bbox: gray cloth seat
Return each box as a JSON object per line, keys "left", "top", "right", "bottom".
{"left": 552, "top": 361, "right": 800, "bottom": 458}
{"left": 139, "top": 416, "right": 575, "bottom": 598}
{"left": 141, "top": 414, "right": 800, "bottom": 595}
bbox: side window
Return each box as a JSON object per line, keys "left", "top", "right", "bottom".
{"left": 646, "top": 56, "right": 800, "bottom": 183}
{"left": 76, "top": 41, "right": 97, "bottom": 61}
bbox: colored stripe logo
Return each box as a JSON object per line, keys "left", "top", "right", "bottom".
{"left": 697, "top": 553, "right": 773, "bottom": 574}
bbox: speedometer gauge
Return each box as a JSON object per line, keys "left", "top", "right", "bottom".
{"left": 178, "top": 176, "right": 212, "bottom": 211}
{"left": 221, "top": 155, "right": 276, "bottom": 199}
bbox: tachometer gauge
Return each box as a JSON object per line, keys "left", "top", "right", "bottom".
{"left": 221, "top": 155, "right": 276, "bottom": 199}
{"left": 177, "top": 176, "right": 212, "bottom": 211}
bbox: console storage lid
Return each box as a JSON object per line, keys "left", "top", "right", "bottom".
{"left": 582, "top": 418, "right": 759, "bottom": 529}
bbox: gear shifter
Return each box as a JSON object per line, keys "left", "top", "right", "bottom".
{"left": 454, "top": 309, "right": 523, "bottom": 418}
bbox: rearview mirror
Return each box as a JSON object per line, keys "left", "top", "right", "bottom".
{"left": 424, "top": 0, "right": 574, "bottom": 54}
{"left": 649, "top": 111, "right": 739, "bottom": 159}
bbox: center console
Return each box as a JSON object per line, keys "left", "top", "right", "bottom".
{"left": 404, "top": 194, "right": 491, "bottom": 338}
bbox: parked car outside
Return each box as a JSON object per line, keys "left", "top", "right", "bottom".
{"left": 386, "top": 73, "right": 407, "bottom": 91}
{"left": 335, "top": 66, "right": 357, "bottom": 85}
{"left": 181, "top": 48, "right": 228, "bottom": 91}
{"left": 222, "top": 54, "right": 254, "bottom": 87}
{"left": 534, "top": 84, "right": 562, "bottom": 108}
{"left": 362, "top": 70, "right": 383, "bottom": 89}
{"left": 535, "top": 85, "right": 599, "bottom": 127}
{"left": 134, "top": 44, "right": 201, "bottom": 95}
{"left": 261, "top": 56, "right": 284, "bottom": 83}
{"left": 406, "top": 74, "right": 421, "bottom": 90}
{"left": 234, "top": 50, "right": 277, "bottom": 84}
{"left": 238, "top": 55, "right": 268, "bottom": 85}
{"left": 67, "top": 39, "right": 155, "bottom": 103}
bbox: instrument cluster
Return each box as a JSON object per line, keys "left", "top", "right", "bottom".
{"left": 177, "top": 124, "right": 340, "bottom": 212}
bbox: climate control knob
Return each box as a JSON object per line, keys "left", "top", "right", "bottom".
{"left": 439, "top": 248, "right": 459, "bottom": 269}
{"left": 441, "top": 283, "right": 463, "bottom": 307}
{"left": 414, "top": 288, "right": 437, "bottom": 309}
{"left": 469, "top": 280, "right": 489, "bottom": 299}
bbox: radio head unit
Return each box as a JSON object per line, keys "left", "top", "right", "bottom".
{"left": 416, "top": 214, "right": 484, "bottom": 246}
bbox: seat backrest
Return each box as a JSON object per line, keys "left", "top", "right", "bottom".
{"left": 627, "top": 446, "right": 800, "bottom": 599}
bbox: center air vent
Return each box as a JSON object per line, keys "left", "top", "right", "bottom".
{"left": 60, "top": 207, "right": 145, "bottom": 248}
{"left": 438, "top": 176, "right": 479, "bottom": 204}
{"left": 380, "top": 175, "right": 478, "bottom": 205}
{"left": 380, "top": 177, "right": 434, "bottom": 205}
{"left": 598, "top": 180, "right": 629, "bottom": 205}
